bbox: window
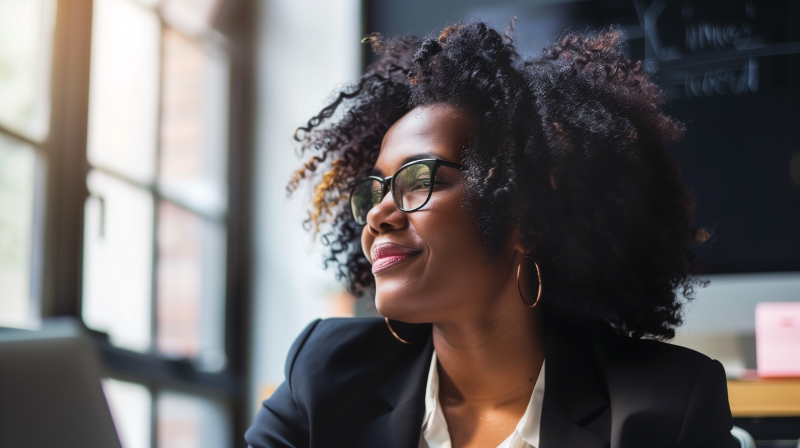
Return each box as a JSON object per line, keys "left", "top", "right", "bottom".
{"left": 0, "top": 0, "right": 253, "bottom": 446}
{"left": 0, "top": 0, "right": 55, "bottom": 329}
{"left": 80, "top": 0, "right": 238, "bottom": 446}
{"left": 82, "top": 0, "right": 229, "bottom": 369}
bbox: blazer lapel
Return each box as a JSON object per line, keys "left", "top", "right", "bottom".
{"left": 351, "top": 319, "right": 610, "bottom": 448}
{"left": 540, "top": 320, "right": 611, "bottom": 448}
{"left": 353, "top": 335, "right": 433, "bottom": 448}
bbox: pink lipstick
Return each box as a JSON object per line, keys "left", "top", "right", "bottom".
{"left": 371, "top": 243, "right": 421, "bottom": 274}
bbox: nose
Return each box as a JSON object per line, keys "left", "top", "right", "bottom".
{"left": 366, "top": 185, "right": 408, "bottom": 236}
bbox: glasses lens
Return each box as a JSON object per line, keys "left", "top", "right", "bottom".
{"left": 393, "top": 162, "right": 433, "bottom": 211}
{"left": 350, "top": 178, "right": 382, "bottom": 224}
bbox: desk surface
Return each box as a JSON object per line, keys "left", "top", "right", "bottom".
{"left": 728, "top": 379, "right": 800, "bottom": 417}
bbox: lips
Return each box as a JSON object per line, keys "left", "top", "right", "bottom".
{"left": 371, "top": 243, "right": 421, "bottom": 274}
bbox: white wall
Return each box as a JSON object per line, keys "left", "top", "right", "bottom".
{"left": 250, "top": 0, "right": 361, "bottom": 416}
{"left": 678, "top": 272, "right": 800, "bottom": 335}
{"left": 673, "top": 272, "right": 800, "bottom": 376}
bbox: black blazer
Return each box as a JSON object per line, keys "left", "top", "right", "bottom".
{"left": 246, "top": 317, "right": 738, "bottom": 448}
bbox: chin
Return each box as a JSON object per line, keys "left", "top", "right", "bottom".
{"left": 374, "top": 282, "right": 430, "bottom": 324}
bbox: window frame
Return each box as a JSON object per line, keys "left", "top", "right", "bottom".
{"left": 35, "top": 0, "right": 255, "bottom": 446}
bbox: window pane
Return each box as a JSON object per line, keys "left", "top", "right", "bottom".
{"left": 162, "top": 0, "right": 225, "bottom": 35}
{"left": 0, "top": 134, "right": 38, "bottom": 328}
{"left": 87, "top": 0, "right": 160, "bottom": 184}
{"left": 103, "top": 379, "right": 152, "bottom": 448}
{"left": 156, "top": 201, "right": 226, "bottom": 370}
{"left": 157, "top": 391, "right": 231, "bottom": 448}
{"left": 159, "top": 28, "right": 228, "bottom": 219}
{"left": 82, "top": 170, "right": 154, "bottom": 352}
{"left": 0, "top": 0, "right": 55, "bottom": 140}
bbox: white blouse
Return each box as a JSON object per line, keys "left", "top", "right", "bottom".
{"left": 418, "top": 352, "right": 546, "bottom": 448}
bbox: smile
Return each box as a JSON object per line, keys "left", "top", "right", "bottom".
{"left": 371, "top": 243, "right": 421, "bottom": 274}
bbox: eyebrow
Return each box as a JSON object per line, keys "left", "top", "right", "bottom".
{"left": 370, "top": 152, "right": 456, "bottom": 176}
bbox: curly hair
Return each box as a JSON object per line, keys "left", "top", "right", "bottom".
{"left": 288, "top": 22, "right": 706, "bottom": 339}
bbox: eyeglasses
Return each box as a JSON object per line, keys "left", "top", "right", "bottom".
{"left": 349, "top": 158, "right": 463, "bottom": 225}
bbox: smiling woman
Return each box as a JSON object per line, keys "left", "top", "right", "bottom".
{"left": 246, "top": 22, "right": 737, "bottom": 448}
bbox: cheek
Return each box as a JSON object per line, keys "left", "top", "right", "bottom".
{"left": 390, "top": 197, "right": 505, "bottom": 321}
{"left": 420, "top": 197, "right": 485, "bottom": 269}
{"left": 414, "top": 192, "right": 491, "bottom": 290}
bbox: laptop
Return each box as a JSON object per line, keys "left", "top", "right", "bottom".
{"left": 0, "top": 323, "right": 122, "bottom": 448}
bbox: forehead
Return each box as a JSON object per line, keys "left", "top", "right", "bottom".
{"left": 375, "top": 104, "right": 474, "bottom": 174}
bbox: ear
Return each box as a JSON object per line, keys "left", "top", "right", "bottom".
{"left": 512, "top": 227, "right": 542, "bottom": 255}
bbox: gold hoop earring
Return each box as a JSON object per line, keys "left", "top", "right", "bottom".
{"left": 385, "top": 318, "right": 412, "bottom": 344}
{"left": 517, "top": 256, "right": 542, "bottom": 307}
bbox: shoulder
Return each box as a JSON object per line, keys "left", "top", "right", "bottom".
{"left": 590, "top": 331, "right": 734, "bottom": 447}
{"left": 286, "top": 317, "right": 392, "bottom": 374}
{"left": 592, "top": 330, "right": 713, "bottom": 377}
{"left": 287, "top": 317, "right": 386, "bottom": 357}
{"left": 284, "top": 317, "right": 421, "bottom": 396}
{"left": 303, "top": 316, "right": 388, "bottom": 341}
{"left": 288, "top": 317, "right": 397, "bottom": 359}
{"left": 247, "top": 318, "right": 409, "bottom": 447}
{"left": 590, "top": 330, "right": 724, "bottom": 401}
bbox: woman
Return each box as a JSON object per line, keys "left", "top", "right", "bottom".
{"left": 246, "top": 23, "right": 736, "bottom": 448}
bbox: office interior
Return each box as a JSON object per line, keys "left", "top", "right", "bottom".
{"left": 0, "top": 0, "right": 798, "bottom": 446}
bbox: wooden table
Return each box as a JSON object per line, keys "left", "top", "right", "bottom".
{"left": 728, "top": 379, "right": 800, "bottom": 417}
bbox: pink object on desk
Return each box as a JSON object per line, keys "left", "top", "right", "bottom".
{"left": 756, "top": 302, "right": 800, "bottom": 378}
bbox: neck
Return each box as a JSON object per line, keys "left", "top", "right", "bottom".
{"left": 432, "top": 283, "right": 545, "bottom": 408}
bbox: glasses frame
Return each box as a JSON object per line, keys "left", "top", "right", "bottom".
{"left": 349, "top": 158, "right": 463, "bottom": 225}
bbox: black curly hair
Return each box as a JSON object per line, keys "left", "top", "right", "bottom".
{"left": 288, "top": 21, "right": 706, "bottom": 340}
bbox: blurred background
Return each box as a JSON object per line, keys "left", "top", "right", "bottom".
{"left": 0, "top": 0, "right": 798, "bottom": 446}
